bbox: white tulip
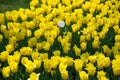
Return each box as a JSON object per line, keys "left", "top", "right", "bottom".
{"left": 58, "top": 21, "right": 65, "bottom": 28}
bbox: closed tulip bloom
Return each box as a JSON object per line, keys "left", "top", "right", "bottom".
{"left": 2, "top": 66, "right": 10, "bottom": 78}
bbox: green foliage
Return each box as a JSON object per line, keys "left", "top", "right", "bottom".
{"left": 0, "top": 0, "right": 31, "bottom": 12}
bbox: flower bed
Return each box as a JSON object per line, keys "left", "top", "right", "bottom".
{"left": 0, "top": 0, "right": 120, "bottom": 80}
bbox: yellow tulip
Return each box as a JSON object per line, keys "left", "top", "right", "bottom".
{"left": 27, "top": 29, "right": 32, "bottom": 37}
{"left": 80, "top": 35, "right": 86, "bottom": 42}
{"left": 74, "top": 59, "right": 83, "bottom": 71}
{"left": 97, "top": 70, "right": 108, "bottom": 80}
{"left": 80, "top": 42, "right": 87, "bottom": 51}
{"left": 10, "top": 62, "right": 18, "bottom": 73}
{"left": 5, "top": 44, "right": 14, "bottom": 53}
{"left": 25, "top": 60, "right": 35, "bottom": 73}
{"left": 79, "top": 71, "right": 88, "bottom": 80}
{"left": 43, "top": 42, "right": 51, "bottom": 51}
{"left": 53, "top": 50, "right": 61, "bottom": 56}
{"left": 112, "top": 57, "right": 120, "bottom": 76}
{"left": 104, "top": 57, "right": 110, "bottom": 68}
{"left": 88, "top": 55, "right": 96, "bottom": 63}
{"left": 0, "top": 25, "right": 6, "bottom": 33}
{"left": 61, "top": 70, "right": 68, "bottom": 80}
{"left": 28, "top": 72, "right": 40, "bottom": 80}
{"left": 102, "top": 45, "right": 111, "bottom": 56}
{"left": 86, "top": 63, "right": 96, "bottom": 76}
{"left": 28, "top": 37, "right": 37, "bottom": 48}
{"left": 2, "top": 66, "right": 10, "bottom": 78}
{"left": 0, "top": 51, "right": 9, "bottom": 62}
{"left": 0, "top": 34, "right": 3, "bottom": 42}
{"left": 73, "top": 45, "right": 81, "bottom": 56}
{"left": 21, "top": 57, "right": 29, "bottom": 65}
{"left": 44, "top": 59, "right": 52, "bottom": 73}
{"left": 0, "top": 13, "right": 5, "bottom": 24}
{"left": 33, "top": 59, "right": 42, "bottom": 69}
{"left": 31, "top": 51, "right": 40, "bottom": 60}
{"left": 115, "top": 35, "right": 120, "bottom": 42}
{"left": 20, "top": 47, "right": 32, "bottom": 56}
